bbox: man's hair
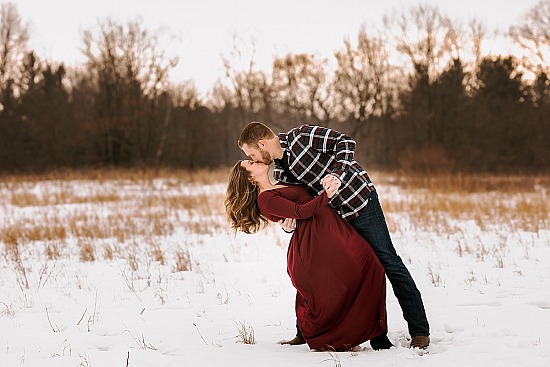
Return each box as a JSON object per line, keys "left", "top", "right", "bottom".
{"left": 238, "top": 122, "right": 276, "bottom": 149}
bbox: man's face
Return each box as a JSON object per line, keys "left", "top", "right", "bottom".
{"left": 241, "top": 143, "right": 273, "bottom": 165}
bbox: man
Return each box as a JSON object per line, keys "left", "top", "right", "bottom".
{"left": 238, "top": 122, "right": 430, "bottom": 349}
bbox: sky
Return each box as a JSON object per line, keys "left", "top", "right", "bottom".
{"left": 8, "top": 0, "right": 542, "bottom": 95}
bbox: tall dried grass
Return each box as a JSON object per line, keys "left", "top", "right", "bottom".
{"left": 380, "top": 173, "right": 550, "bottom": 234}
{"left": 0, "top": 168, "right": 547, "bottom": 274}
{"left": 374, "top": 171, "right": 549, "bottom": 270}
{"left": 0, "top": 168, "right": 228, "bottom": 274}
{"left": 381, "top": 171, "right": 550, "bottom": 194}
{"left": 0, "top": 167, "right": 229, "bottom": 185}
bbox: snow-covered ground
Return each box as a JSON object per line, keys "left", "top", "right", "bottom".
{"left": 0, "top": 177, "right": 549, "bottom": 367}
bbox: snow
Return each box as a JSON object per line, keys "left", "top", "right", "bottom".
{"left": 0, "top": 178, "right": 549, "bottom": 367}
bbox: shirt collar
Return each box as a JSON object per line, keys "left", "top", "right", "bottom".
{"left": 278, "top": 132, "right": 289, "bottom": 150}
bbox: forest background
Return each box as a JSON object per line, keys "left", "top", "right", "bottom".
{"left": 1, "top": 1, "right": 549, "bottom": 174}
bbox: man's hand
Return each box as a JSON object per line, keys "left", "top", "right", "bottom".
{"left": 279, "top": 218, "right": 296, "bottom": 233}
{"left": 321, "top": 174, "right": 341, "bottom": 198}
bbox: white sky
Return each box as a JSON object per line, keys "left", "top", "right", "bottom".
{"left": 9, "top": 0, "right": 541, "bottom": 94}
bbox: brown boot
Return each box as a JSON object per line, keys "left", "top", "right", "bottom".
{"left": 280, "top": 335, "right": 306, "bottom": 345}
{"left": 410, "top": 336, "right": 430, "bottom": 349}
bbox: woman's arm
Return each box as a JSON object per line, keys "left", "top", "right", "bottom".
{"left": 260, "top": 191, "right": 329, "bottom": 220}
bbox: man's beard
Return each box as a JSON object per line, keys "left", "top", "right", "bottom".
{"left": 260, "top": 148, "right": 272, "bottom": 165}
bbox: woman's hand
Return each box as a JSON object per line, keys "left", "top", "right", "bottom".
{"left": 321, "top": 174, "right": 340, "bottom": 199}
{"left": 324, "top": 182, "right": 338, "bottom": 198}
{"left": 279, "top": 218, "right": 296, "bottom": 233}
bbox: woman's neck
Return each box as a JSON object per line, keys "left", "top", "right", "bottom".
{"left": 257, "top": 177, "right": 279, "bottom": 193}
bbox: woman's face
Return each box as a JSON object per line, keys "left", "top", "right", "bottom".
{"left": 240, "top": 160, "right": 268, "bottom": 179}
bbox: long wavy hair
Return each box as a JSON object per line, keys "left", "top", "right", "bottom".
{"left": 225, "top": 161, "right": 268, "bottom": 234}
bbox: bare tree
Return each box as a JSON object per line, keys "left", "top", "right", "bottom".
{"left": 220, "top": 36, "right": 275, "bottom": 165}
{"left": 160, "top": 81, "right": 206, "bottom": 168}
{"left": 509, "top": 0, "right": 550, "bottom": 74}
{"left": 81, "top": 18, "right": 177, "bottom": 165}
{"left": 171, "top": 81, "right": 201, "bottom": 110}
{"left": 0, "top": 2, "right": 29, "bottom": 107}
{"left": 384, "top": 4, "right": 457, "bottom": 84}
{"left": 384, "top": 4, "right": 459, "bottom": 146}
{"left": 271, "top": 53, "right": 331, "bottom": 125}
{"left": 469, "top": 19, "right": 487, "bottom": 72}
{"left": 221, "top": 37, "right": 273, "bottom": 124}
{"left": 332, "top": 26, "right": 395, "bottom": 123}
{"left": 331, "top": 25, "right": 399, "bottom": 165}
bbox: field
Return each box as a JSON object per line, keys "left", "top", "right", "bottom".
{"left": 0, "top": 169, "right": 549, "bottom": 367}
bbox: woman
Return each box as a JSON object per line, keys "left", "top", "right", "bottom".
{"left": 225, "top": 160, "right": 392, "bottom": 352}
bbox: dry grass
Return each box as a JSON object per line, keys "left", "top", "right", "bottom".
{"left": 8, "top": 190, "right": 121, "bottom": 207}
{"left": 0, "top": 168, "right": 547, "bottom": 275}
{"left": 370, "top": 172, "right": 550, "bottom": 272}
{"left": 377, "top": 171, "right": 550, "bottom": 193}
{"left": 0, "top": 302, "right": 16, "bottom": 319}
{"left": 373, "top": 171, "right": 550, "bottom": 234}
{"left": 236, "top": 321, "right": 256, "bottom": 344}
{"left": 173, "top": 249, "right": 192, "bottom": 272}
{"left": 78, "top": 240, "right": 96, "bottom": 262}
{"left": 384, "top": 191, "right": 549, "bottom": 234}
{"left": 0, "top": 167, "right": 229, "bottom": 185}
{"left": 45, "top": 241, "right": 63, "bottom": 260}
{"left": 149, "top": 243, "right": 166, "bottom": 265}
{"left": 2, "top": 238, "right": 29, "bottom": 290}
{"left": 0, "top": 168, "right": 227, "bottom": 275}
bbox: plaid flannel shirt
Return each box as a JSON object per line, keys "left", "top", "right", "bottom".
{"left": 273, "top": 124, "right": 376, "bottom": 221}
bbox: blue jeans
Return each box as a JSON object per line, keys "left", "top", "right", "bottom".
{"left": 350, "top": 191, "right": 430, "bottom": 337}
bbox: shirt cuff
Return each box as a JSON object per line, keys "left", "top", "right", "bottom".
{"left": 330, "top": 170, "right": 346, "bottom": 182}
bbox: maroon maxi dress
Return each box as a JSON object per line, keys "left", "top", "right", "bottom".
{"left": 258, "top": 185, "right": 387, "bottom": 351}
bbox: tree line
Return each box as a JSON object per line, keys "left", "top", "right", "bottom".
{"left": 1, "top": 1, "right": 549, "bottom": 173}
